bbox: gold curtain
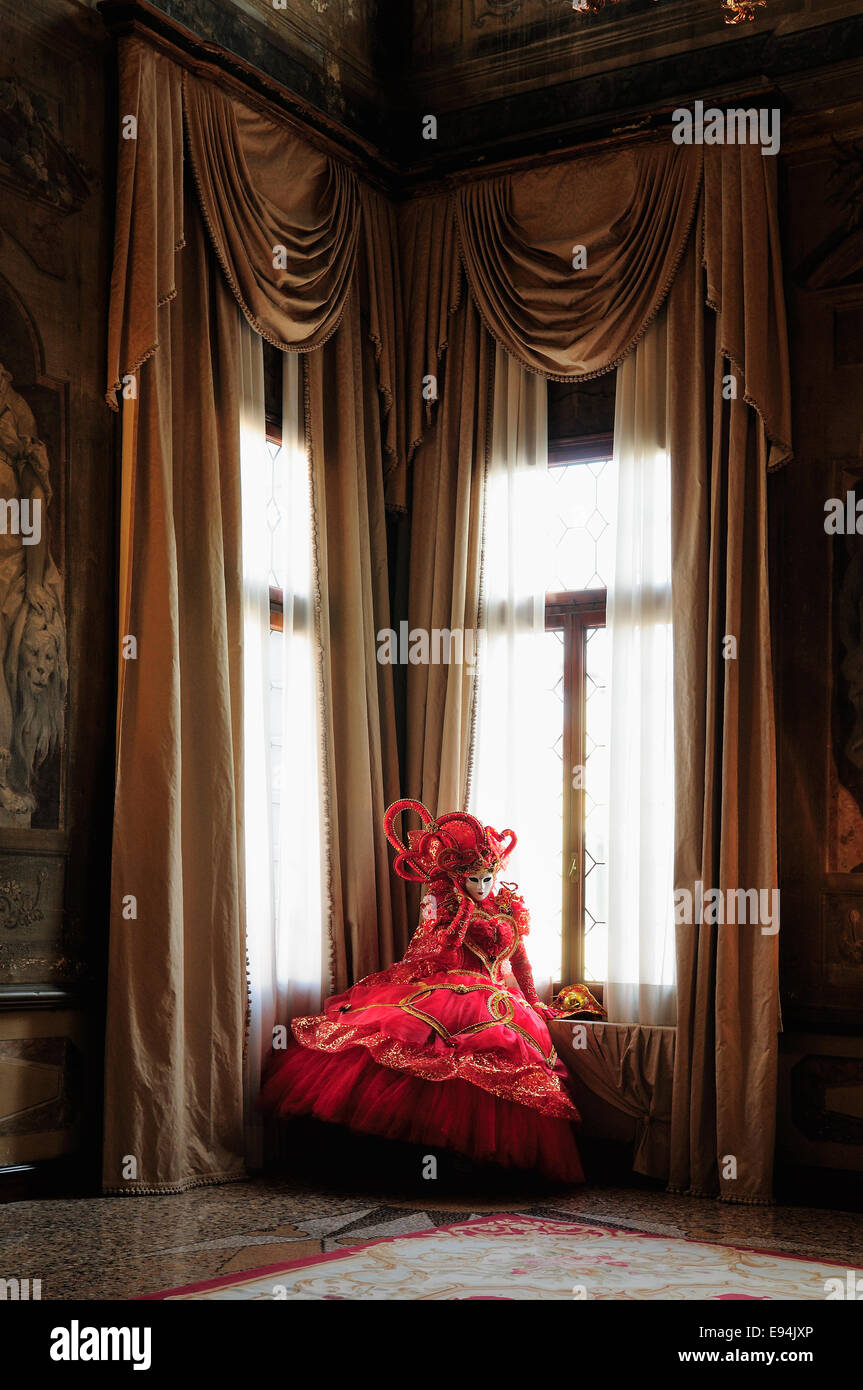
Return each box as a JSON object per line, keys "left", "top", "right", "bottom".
{"left": 407, "top": 148, "right": 789, "bottom": 1202}
{"left": 359, "top": 186, "right": 406, "bottom": 510}
{"left": 304, "top": 287, "right": 409, "bottom": 992}
{"left": 454, "top": 145, "right": 702, "bottom": 379}
{"left": 401, "top": 142, "right": 789, "bottom": 837}
{"left": 405, "top": 286, "right": 493, "bottom": 816}
{"left": 398, "top": 197, "right": 493, "bottom": 818}
{"left": 182, "top": 74, "right": 359, "bottom": 351}
{"left": 106, "top": 44, "right": 184, "bottom": 409}
{"left": 664, "top": 217, "right": 782, "bottom": 1203}
{"left": 105, "top": 39, "right": 405, "bottom": 1191}
{"left": 104, "top": 187, "right": 247, "bottom": 1193}
{"left": 702, "top": 148, "right": 792, "bottom": 471}
{"left": 400, "top": 193, "right": 463, "bottom": 469}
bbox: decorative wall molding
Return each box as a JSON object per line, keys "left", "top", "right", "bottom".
{"left": 792, "top": 1053, "right": 863, "bottom": 1146}
{"left": 0, "top": 868, "right": 46, "bottom": 932}
{"left": 472, "top": 0, "right": 525, "bottom": 26}
{"left": 0, "top": 984, "right": 78, "bottom": 1011}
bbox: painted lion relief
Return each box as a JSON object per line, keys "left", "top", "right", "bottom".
{"left": 0, "top": 67, "right": 77, "bottom": 834}
{"left": 0, "top": 344, "right": 66, "bottom": 830}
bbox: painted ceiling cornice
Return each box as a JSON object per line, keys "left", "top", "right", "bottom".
{"left": 97, "top": 0, "right": 863, "bottom": 183}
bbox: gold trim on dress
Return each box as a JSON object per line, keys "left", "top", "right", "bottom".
{"left": 390, "top": 983, "right": 556, "bottom": 1065}
{"left": 343, "top": 976, "right": 555, "bottom": 1064}
{"left": 463, "top": 928, "right": 518, "bottom": 982}
{"left": 290, "top": 1015, "right": 578, "bottom": 1119}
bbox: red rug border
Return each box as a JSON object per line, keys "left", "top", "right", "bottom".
{"left": 137, "top": 1212, "right": 861, "bottom": 1299}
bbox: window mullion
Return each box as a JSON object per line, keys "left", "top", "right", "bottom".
{"left": 561, "top": 612, "right": 584, "bottom": 985}
{"left": 572, "top": 612, "right": 587, "bottom": 985}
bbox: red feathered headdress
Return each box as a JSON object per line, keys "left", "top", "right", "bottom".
{"left": 383, "top": 799, "right": 516, "bottom": 885}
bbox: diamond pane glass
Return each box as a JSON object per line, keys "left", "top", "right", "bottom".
{"left": 266, "top": 437, "right": 286, "bottom": 591}
{"left": 544, "top": 457, "right": 617, "bottom": 593}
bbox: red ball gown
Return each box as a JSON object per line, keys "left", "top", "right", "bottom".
{"left": 258, "top": 801, "right": 584, "bottom": 1183}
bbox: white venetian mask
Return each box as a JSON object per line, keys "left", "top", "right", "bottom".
{"left": 464, "top": 868, "right": 495, "bottom": 902}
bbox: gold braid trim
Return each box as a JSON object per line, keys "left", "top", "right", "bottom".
{"left": 290, "top": 1015, "right": 579, "bottom": 1119}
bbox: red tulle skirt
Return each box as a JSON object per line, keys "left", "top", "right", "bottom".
{"left": 259, "top": 1039, "right": 585, "bottom": 1184}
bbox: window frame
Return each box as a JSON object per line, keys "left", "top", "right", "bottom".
{"left": 266, "top": 415, "right": 284, "bottom": 633}
{"left": 545, "top": 438, "right": 615, "bottom": 992}
{"left": 545, "top": 590, "right": 607, "bottom": 988}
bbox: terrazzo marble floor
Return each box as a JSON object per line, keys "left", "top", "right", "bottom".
{"left": 3, "top": 1168, "right": 862, "bottom": 1300}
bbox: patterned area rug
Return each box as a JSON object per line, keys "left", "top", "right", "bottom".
{"left": 141, "top": 1214, "right": 859, "bottom": 1300}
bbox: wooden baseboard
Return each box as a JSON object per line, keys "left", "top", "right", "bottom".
{"left": 774, "top": 1162, "right": 863, "bottom": 1213}
{"left": 0, "top": 1154, "right": 95, "bottom": 1205}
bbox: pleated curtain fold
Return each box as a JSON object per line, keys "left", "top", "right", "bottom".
{"left": 664, "top": 225, "right": 782, "bottom": 1203}
{"left": 105, "top": 189, "right": 248, "bottom": 1193}
{"left": 104, "top": 38, "right": 405, "bottom": 1192}
{"left": 403, "top": 277, "right": 493, "bottom": 818}
{"left": 399, "top": 198, "right": 489, "bottom": 827}
{"left": 604, "top": 224, "right": 782, "bottom": 1200}
{"left": 304, "top": 290, "right": 409, "bottom": 994}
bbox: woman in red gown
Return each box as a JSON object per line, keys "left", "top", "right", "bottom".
{"left": 258, "top": 799, "right": 584, "bottom": 1183}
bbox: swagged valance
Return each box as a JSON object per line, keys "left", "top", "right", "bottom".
{"left": 107, "top": 40, "right": 404, "bottom": 492}
{"left": 402, "top": 145, "right": 791, "bottom": 474}
{"left": 185, "top": 77, "right": 359, "bottom": 353}
{"left": 107, "top": 39, "right": 791, "bottom": 491}
{"left": 456, "top": 147, "right": 701, "bottom": 381}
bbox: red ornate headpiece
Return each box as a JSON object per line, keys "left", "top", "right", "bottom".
{"left": 383, "top": 799, "right": 516, "bottom": 885}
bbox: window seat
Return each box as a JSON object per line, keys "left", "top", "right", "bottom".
{"left": 548, "top": 1019, "right": 676, "bottom": 1181}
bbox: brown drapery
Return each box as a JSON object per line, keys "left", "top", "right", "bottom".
{"left": 183, "top": 75, "right": 359, "bottom": 352}
{"left": 105, "top": 29, "right": 792, "bottom": 1200}
{"left": 402, "top": 140, "right": 789, "bottom": 815}
{"left": 452, "top": 144, "right": 791, "bottom": 470}
{"left": 403, "top": 286, "right": 491, "bottom": 817}
{"left": 455, "top": 146, "right": 702, "bottom": 381}
{"left": 664, "top": 220, "right": 782, "bottom": 1204}
{"left": 606, "top": 224, "right": 781, "bottom": 1202}
{"left": 305, "top": 288, "right": 409, "bottom": 993}
{"left": 106, "top": 41, "right": 185, "bottom": 412}
{"left": 401, "top": 147, "right": 790, "bottom": 1202}
{"left": 104, "top": 187, "right": 247, "bottom": 1193}
{"left": 359, "top": 186, "right": 406, "bottom": 509}
{"left": 398, "top": 195, "right": 492, "bottom": 823}
{"left": 105, "top": 39, "right": 405, "bottom": 1191}
{"left": 396, "top": 199, "right": 493, "bottom": 934}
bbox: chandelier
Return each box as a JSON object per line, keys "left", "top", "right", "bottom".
{"left": 573, "top": 1, "right": 766, "bottom": 24}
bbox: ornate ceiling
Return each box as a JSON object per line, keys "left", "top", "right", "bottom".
{"left": 108, "top": 0, "right": 863, "bottom": 174}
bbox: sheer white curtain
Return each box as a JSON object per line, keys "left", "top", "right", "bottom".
{"left": 239, "top": 324, "right": 325, "bottom": 1163}
{"left": 605, "top": 310, "right": 676, "bottom": 1025}
{"left": 470, "top": 345, "right": 560, "bottom": 996}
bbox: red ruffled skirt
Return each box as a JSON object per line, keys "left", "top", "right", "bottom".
{"left": 258, "top": 968, "right": 584, "bottom": 1184}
